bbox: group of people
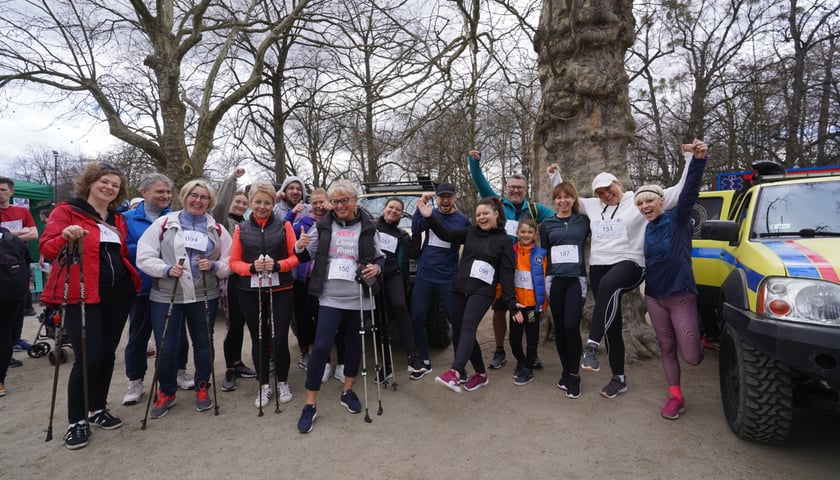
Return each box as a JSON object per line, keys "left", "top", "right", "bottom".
{"left": 0, "top": 139, "right": 709, "bottom": 447}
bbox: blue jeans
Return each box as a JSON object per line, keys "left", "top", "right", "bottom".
{"left": 125, "top": 296, "right": 189, "bottom": 381}
{"left": 410, "top": 277, "right": 455, "bottom": 362}
{"left": 150, "top": 299, "right": 218, "bottom": 396}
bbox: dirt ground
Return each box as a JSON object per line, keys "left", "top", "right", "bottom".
{"left": 2, "top": 306, "right": 838, "bottom": 480}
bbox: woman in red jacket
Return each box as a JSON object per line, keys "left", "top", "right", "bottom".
{"left": 40, "top": 162, "right": 141, "bottom": 450}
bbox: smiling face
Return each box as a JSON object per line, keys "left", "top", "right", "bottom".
{"left": 185, "top": 186, "right": 211, "bottom": 216}
{"left": 554, "top": 190, "right": 576, "bottom": 217}
{"left": 594, "top": 181, "right": 623, "bottom": 206}
{"left": 436, "top": 193, "right": 456, "bottom": 214}
{"left": 329, "top": 191, "right": 357, "bottom": 221}
{"left": 250, "top": 192, "right": 274, "bottom": 220}
{"left": 310, "top": 192, "right": 329, "bottom": 217}
{"left": 229, "top": 193, "right": 249, "bottom": 216}
{"left": 383, "top": 199, "right": 403, "bottom": 224}
{"left": 636, "top": 195, "right": 665, "bottom": 221}
{"left": 475, "top": 204, "right": 499, "bottom": 231}
{"left": 88, "top": 174, "right": 122, "bottom": 207}
{"left": 517, "top": 222, "right": 536, "bottom": 246}
{"left": 506, "top": 178, "right": 528, "bottom": 205}
{"left": 142, "top": 180, "right": 172, "bottom": 210}
{"left": 284, "top": 181, "right": 303, "bottom": 205}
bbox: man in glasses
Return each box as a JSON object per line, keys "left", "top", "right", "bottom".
{"left": 409, "top": 182, "right": 471, "bottom": 379}
{"left": 468, "top": 150, "right": 554, "bottom": 371}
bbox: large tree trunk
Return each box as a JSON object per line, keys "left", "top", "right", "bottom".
{"left": 533, "top": 0, "right": 658, "bottom": 362}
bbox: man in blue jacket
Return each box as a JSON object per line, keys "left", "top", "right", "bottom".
{"left": 468, "top": 150, "right": 554, "bottom": 370}
{"left": 409, "top": 182, "right": 471, "bottom": 379}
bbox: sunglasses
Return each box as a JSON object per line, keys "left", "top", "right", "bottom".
{"left": 99, "top": 162, "right": 123, "bottom": 175}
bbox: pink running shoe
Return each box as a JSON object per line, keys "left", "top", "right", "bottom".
{"left": 464, "top": 373, "right": 489, "bottom": 392}
{"left": 661, "top": 396, "right": 686, "bottom": 420}
{"left": 435, "top": 369, "right": 462, "bottom": 393}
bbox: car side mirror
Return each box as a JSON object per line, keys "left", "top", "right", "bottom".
{"left": 701, "top": 220, "right": 739, "bottom": 244}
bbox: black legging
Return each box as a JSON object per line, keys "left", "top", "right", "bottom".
{"left": 0, "top": 299, "right": 23, "bottom": 384}
{"left": 381, "top": 275, "right": 417, "bottom": 355}
{"left": 222, "top": 275, "right": 247, "bottom": 369}
{"left": 63, "top": 285, "right": 134, "bottom": 423}
{"left": 238, "top": 288, "right": 293, "bottom": 385}
{"left": 588, "top": 261, "right": 644, "bottom": 376}
{"left": 549, "top": 277, "right": 584, "bottom": 376}
{"left": 450, "top": 292, "right": 493, "bottom": 374}
{"left": 292, "top": 279, "right": 317, "bottom": 350}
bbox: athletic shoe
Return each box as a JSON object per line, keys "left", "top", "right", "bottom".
{"left": 150, "top": 390, "right": 176, "bottom": 419}
{"left": 255, "top": 384, "right": 272, "bottom": 409}
{"left": 332, "top": 364, "right": 345, "bottom": 383}
{"left": 0, "top": 383, "right": 6, "bottom": 397}
{"left": 88, "top": 409, "right": 122, "bottom": 430}
{"left": 277, "top": 382, "right": 293, "bottom": 403}
{"left": 13, "top": 339, "right": 32, "bottom": 352}
{"left": 409, "top": 363, "right": 432, "bottom": 380}
{"left": 557, "top": 372, "right": 569, "bottom": 390}
{"left": 374, "top": 365, "right": 394, "bottom": 385}
{"left": 565, "top": 375, "right": 581, "bottom": 399}
{"left": 63, "top": 422, "right": 90, "bottom": 450}
{"left": 195, "top": 383, "right": 213, "bottom": 412}
{"left": 407, "top": 354, "right": 427, "bottom": 374}
{"left": 582, "top": 343, "right": 600, "bottom": 372}
{"left": 8, "top": 357, "right": 22, "bottom": 368}
{"left": 701, "top": 336, "right": 720, "bottom": 351}
{"left": 435, "top": 369, "right": 462, "bottom": 393}
{"left": 464, "top": 372, "right": 490, "bottom": 391}
{"left": 512, "top": 361, "right": 524, "bottom": 379}
{"left": 234, "top": 362, "right": 257, "bottom": 378}
{"left": 176, "top": 370, "right": 195, "bottom": 390}
{"left": 661, "top": 396, "right": 686, "bottom": 420}
{"left": 298, "top": 352, "right": 309, "bottom": 370}
{"left": 530, "top": 356, "right": 544, "bottom": 369}
{"left": 322, "top": 363, "right": 334, "bottom": 383}
{"left": 600, "top": 376, "right": 628, "bottom": 399}
{"left": 339, "top": 389, "right": 362, "bottom": 413}
{"left": 221, "top": 369, "right": 236, "bottom": 392}
{"left": 297, "top": 404, "right": 317, "bottom": 434}
{"left": 122, "top": 379, "right": 144, "bottom": 405}
{"left": 488, "top": 350, "right": 506, "bottom": 369}
{"left": 513, "top": 368, "right": 534, "bottom": 386}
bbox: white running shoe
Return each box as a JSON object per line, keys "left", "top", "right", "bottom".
{"left": 177, "top": 370, "right": 195, "bottom": 390}
{"left": 277, "top": 382, "right": 293, "bottom": 403}
{"left": 122, "top": 379, "right": 144, "bottom": 405}
{"left": 333, "top": 364, "right": 345, "bottom": 383}
{"left": 322, "top": 363, "right": 333, "bottom": 383}
{"left": 255, "top": 384, "right": 272, "bottom": 409}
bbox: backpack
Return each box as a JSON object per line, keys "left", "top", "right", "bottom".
{"left": 0, "top": 226, "right": 31, "bottom": 301}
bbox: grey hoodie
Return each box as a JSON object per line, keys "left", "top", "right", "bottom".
{"left": 272, "top": 176, "right": 311, "bottom": 221}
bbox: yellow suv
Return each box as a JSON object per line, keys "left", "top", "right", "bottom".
{"left": 692, "top": 163, "right": 840, "bottom": 444}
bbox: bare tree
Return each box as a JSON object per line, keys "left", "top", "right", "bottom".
{"left": 0, "top": 0, "right": 313, "bottom": 186}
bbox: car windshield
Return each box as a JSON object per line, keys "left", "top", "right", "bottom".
{"left": 358, "top": 194, "right": 425, "bottom": 230}
{"left": 753, "top": 180, "right": 840, "bottom": 237}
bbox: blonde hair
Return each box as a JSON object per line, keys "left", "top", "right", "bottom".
{"left": 634, "top": 184, "right": 664, "bottom": 205}
{"left": 179, "top": 179, "right": 216, "bottom": 210}
{"left": 248, "top": 181, "right": 277, "bottom": 202}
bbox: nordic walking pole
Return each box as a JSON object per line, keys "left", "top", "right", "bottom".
{"left": 256, "top": 256, "right": 265, "bottom": 417}
{"left": 358, "top": 282, "right": 372, "bottom": 423}
{"left": 142, "top": 258, "right": 185, "bottom": 430}
{"left": 367, "top": 282, "right": 383, "bottom": 416}
{"left": 199, "top": 255, "right": 219, "bottom": 416}
{"left": 76, "top": 239, "right": 90, "bottom": 424}
{"left": 45, "top": 241, "right": 75, "bottom": 442}
{"left": 264, "top": 262, "right": 281, "bottom": 414}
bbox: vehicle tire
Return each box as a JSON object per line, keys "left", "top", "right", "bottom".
{"left": 719, "top": 324, "right": 793, "bottom": 444}
{"left": 425, "top": 293, "right": 451, "bottom": 349}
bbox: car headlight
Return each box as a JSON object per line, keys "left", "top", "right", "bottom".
{"left": 758, "top": 277, "right": 840, "bottom": 326}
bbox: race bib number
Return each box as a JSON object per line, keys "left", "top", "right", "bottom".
{"left": 593, "top": 219, "right": 626, "bottom": 241}
{"left": 469, "top": 260, "right": 495, "bottom": 285}
{"left": 250, "top": 272, "right": 280, "bottom": 288}
{"left": 328, "top": 258, "right": 356, "bottom": 281}
{"left": 98, "top": 224, "right": 122, "bottom": 244}
{"left": 514, "top": 269, "right": 533, "bottom": 290}
{"left": 182, "top": 230, "right": 209, "bottom": 252}
{"left": 505, "top": 219, "right": 520, "bottom": 237}
{"left": 551, "top": 245, "right": 579, "bottom": 264}
{"left": 427, "top": 230, "right": 451, "bottom": 249}
{"left": 379, "top": 233, "right": 398, "bottom": 254}
{"left": 1, "top": 220, "right": 22, "bottom": 232}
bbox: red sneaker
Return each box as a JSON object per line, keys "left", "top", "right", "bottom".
{"left": 700, "top": 336, "right": 720, "bottom": 351}
{"left": 464, "top": 373, "right": 489, "bottom": 392}
{"left": 435, "top": 369, "right": 462, "bottom": 393}
{"left": 195, "top": 382, "right": 213, "bottom": 412}
{"left": 661, "top": 396, "right": 686, "bottom": 420}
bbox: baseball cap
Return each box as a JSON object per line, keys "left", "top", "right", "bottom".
{"left": 435, "top": 182, "right": 456, "bottom": 196}
{"left": 591, "top": 173, "right": 618, "bottom": 192}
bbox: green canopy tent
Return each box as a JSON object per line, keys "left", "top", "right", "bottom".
{"left": 10, "top": 179, "right": 54, "bottom": 261}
